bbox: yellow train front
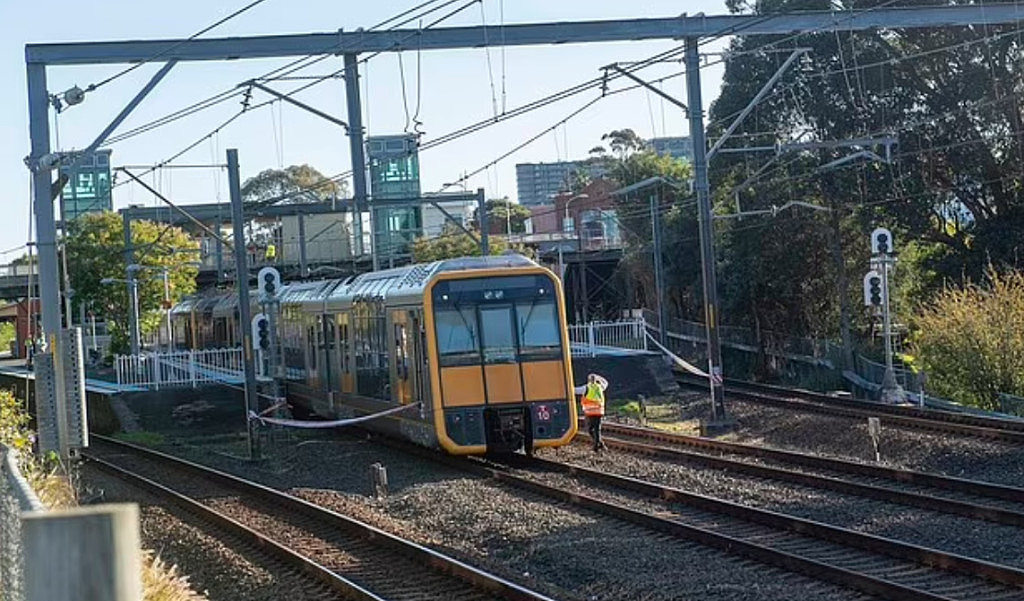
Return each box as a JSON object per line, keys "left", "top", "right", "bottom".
{"left": 281, "top": 255, "right": 578, "bottom": 454}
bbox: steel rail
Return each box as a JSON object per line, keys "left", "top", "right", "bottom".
{"left": 593, "top": 425, "right": 1024, "bottom": 528}
{"left": 382, "top": 438, "right": 1024, "bottom": 601}
{"left": 86, "top": 454, "right": 387, "bottom": 601}
{"left": 678, "top": 376, "right": 1024, "bottom": 444}
{"left": 602, "top": 422, "right": 1024, "bottom": 504}
{"left": 86, "top": 435, "right": 560, "bottom": 601}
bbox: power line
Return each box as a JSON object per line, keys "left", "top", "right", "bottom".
{"left": 85, "top": 0, "right": 272, "bottom": 93}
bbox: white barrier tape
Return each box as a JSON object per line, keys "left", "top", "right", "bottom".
{"left": 248, "top": 402, "right": 420, "bottom": 429}
{"left": 645, "top": 332, "right": 710, "bottom": 378}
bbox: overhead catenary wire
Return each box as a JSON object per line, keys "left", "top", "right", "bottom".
{"left": 85, "top": 0, "right": 272, "bottom": 94}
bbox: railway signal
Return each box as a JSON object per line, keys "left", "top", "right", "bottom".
{"left": 868, "top": 227, "right": 904, "bottom": 404}
{"left": 252, "top": 313, "right": 269, "bottom": 377}
{"left": 258, "top": 266, "right": 282, "bottom": 302}
{"left": 863, "top": 271, "right": 883, "bottom": 307}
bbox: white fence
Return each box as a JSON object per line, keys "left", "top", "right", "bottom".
{"left": 115, "top": 348, "right": 245, "bottom": 390}
{"left": 568, "top": 319, "right": 648, "bottom": 357}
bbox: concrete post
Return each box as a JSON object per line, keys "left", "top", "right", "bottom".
{"left": 22, "top": 504, "right": 143, "bottom": 601}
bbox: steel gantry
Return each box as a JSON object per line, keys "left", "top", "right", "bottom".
{"left": 24, "top": 4, "right": 1024, "bottom": 449}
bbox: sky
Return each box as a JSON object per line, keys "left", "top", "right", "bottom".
{"left": 1, "top": 0, "right": 731, "bottom": 263}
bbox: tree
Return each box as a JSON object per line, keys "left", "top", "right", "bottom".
{"left": 588, "top": 133, "right": 698, "bottom": 324}
{"left": 410, "top": 226, "right": 510, "bottom": 263}
{"left": 65, "top": 212, "right": 200, "bottom": 354}
{"left": 474, "top": 199, "right": 532, "bottom": 234}
{"left": 241, "top": 164, "right": 348, "bottom": 206}
{"left": 601, "top": 129, "right": 648, "bottom": 159}
{"left": 911, "top": 268, "right": 1024, "bottom": 410}
{"left": 705, "top": 0, "right": 1024, "bottom": 374}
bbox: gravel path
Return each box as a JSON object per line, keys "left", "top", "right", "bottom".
{"left": 82, "top": 464, "right": 332, "bottom": 601}
{"left": 671, "top": 394, "right": 1024, "bottom": 486}
{"left": 539, "top": 441, "right": 1024, "bottom": 570}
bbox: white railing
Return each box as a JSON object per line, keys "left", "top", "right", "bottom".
{"left": 568, "top": 318, "right": 648, "bottom": 357}
{"left": 115, "top": 348, "right": 245, "bottom": 390}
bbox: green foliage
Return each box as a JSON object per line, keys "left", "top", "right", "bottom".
{"left": 241, "top": 164, "right": 347, "bottom": 205}
{"left": 911, "top": 268, "right": 1024, "bottom": 411}
{"left": 475, "top": 198, "right": 531, "bottom": 234}
{"left": 703, "top": 0, "right": 1024, "bottom": 358}
{"left": 597, "top": 135, "right": 699, "bottom": 322}
{"left": 65, "top": 212, "right": 200, "bottom": 355}
{"left": 410, "top": 226, "right": 510, "bottom": 263}
{"left": 0, "top": 322, "right": 14, "bottom": 354}
{"left": 0, "top": 389, "right": 33, "bottom": 453}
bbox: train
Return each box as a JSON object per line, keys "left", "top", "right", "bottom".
{"left": 170, "top": 255, "right": 579, "bottom": 454}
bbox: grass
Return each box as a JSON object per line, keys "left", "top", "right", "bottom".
{"left": 0, "top": 389, "right": 204, "bottom": 601}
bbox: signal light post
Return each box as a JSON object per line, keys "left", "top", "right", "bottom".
{"left": 865, "top": 228, "right": 905, "bottom": 404}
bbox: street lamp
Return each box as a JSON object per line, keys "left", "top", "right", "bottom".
{"left": 101, "top": 276, "right": 140, "bottom": 356}
{"left": 563, "top": 193, "right": 589, "bottom": 233}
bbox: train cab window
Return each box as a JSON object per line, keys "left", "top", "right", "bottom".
{"left": 516, "top": 299, "right": 561, "bottom": 358}
{"left": 434, "top": 307, "right": 478, "bottom": 366}
{"left": 479, "top": 307, "right": 516, "bottom": 364}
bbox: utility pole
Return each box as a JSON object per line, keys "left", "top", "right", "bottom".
{"left": 685, "top": 38, "right": 729, "bottom": 426}
{"left": 650, "top": 191, "right": 667, "bottom": 344}
{"left": 344, "top": 54, "right": 370, "bottom": 268}
{"left": 477, "top": 188, "right": 489, "bottom": 255}
{"left": 227, "top": 148, "right": 261, "bottom": 461}
{"left": 122, "top": 212, "right": 140, "bottom": 356}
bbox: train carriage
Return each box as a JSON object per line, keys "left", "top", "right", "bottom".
{"left": 170, "top": 255, "right": 578, "bottom": 455}
{"left": 282, "top": 255, "right": 578, "bottom": 454}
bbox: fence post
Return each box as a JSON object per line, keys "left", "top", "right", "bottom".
{"left": 21, "top": 503, "right": 143, "bottom": 601}
{"left": 152, "top": 354, "right": 160, "bottom": 392}
{"left": 189, "top": 351, "right": 197, "bottom": 388}
{"left": 115, "top": 357, "right": 122, "bottom": 387}
{"left": 587, "top": 323, "right": 595, "bottom": 357}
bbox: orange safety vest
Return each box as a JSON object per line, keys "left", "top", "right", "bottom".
{"left": 580, "top": 382, "right": 605, "bottom": 417}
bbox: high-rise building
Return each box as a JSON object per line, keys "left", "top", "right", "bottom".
{"left": 649, "top": 136, "right": 692, "bottom": 161}
{"left": 60, "top": 149, "right": 112, "bottom": 221}
{"left": 515, "top": 162, "right": 580, "bottom": 207}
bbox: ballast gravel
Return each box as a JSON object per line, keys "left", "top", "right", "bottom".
{"left": 155, "top": 436, "right": 871, "bottom": 601}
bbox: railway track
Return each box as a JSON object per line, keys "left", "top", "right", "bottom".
{"left": 678, "top": 375, "right": 1024, "bottom": 444}
{"left": 84, "top": 435, "right": 559, "bottom": 601}
{"left": 381, "top": 439, "right": 1024, "bottom": 601}
{"left": 599, "top": 422, "right": 1024, "bottom": 528}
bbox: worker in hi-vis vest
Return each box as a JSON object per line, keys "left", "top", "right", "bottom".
{"left": 574, "top": 373, "right": 609, "bottom": 452}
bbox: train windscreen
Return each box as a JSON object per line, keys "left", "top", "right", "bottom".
{"left": 433, "top": 275, "right": 562, "bottom": 366}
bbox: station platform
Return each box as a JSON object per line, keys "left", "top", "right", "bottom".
{"left": 0, "top": 364, "right": 148, "bottom": 395}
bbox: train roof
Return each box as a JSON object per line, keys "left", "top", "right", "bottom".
{"left": 284, "top": 254, "right": 541, "bottom": 310}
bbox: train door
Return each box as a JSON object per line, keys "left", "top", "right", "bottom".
{"left": 337, "top": 312, "right": 354, "bottom": 394}
{"left": 323, "top": 315, "right": 338, "bottom": 392}
{"left": 390, "top": 310, "right": 412, "bottom": 405}
{"left": 410, "top": 311, "right": 428, "bottom": 411}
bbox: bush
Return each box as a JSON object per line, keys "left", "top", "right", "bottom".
{"left": 0, "top": 389, "right": 204, "bottom": 599}
{"left": 911, "top": 267, "right": 1024, "bottom": 410}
